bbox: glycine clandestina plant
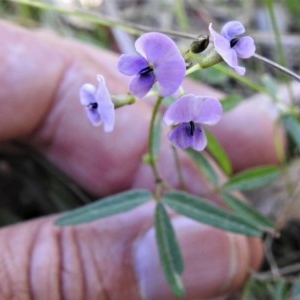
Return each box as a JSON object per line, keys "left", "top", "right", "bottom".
{"left": 56, "top": 21, "right": 282, "bottom": 297}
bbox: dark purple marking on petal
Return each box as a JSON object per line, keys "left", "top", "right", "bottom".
{"left": 230, "top": 38, "right": 239, "bottom": 48}
{"left": 87, "top": 102, "right": 98, "bottom": 110}
{"left": 139, "top": 66, "right": 153, "bottom": 76}
{"left": 168, "top": 123, "right": 207, "bottom": 151}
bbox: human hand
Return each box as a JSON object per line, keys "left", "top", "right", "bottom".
{"left": 0, "top": 20, "right": 282, "bottom": 299}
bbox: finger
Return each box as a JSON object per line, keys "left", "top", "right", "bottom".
{"left": 0, "top": 202, "right": 262, "bottom": 300}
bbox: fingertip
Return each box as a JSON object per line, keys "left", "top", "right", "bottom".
{"left": 210, "top": 96, "right": 285, "bottom": 171}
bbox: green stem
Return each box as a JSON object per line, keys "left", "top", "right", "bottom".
{"left": 185, "top": 63, "right": 202, "bottom": 76}
{"left": 148, "top": 96, "right": 164, "bottom": 199}
{"left": 112, "top": 94, "right": 136, "bottom": 108}
{"left": 253, "top": 53, "right": 300, "bottom": 83}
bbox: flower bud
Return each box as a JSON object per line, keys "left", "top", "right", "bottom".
{"left": 190, "top": 34, "right": 209, "bottom": 54}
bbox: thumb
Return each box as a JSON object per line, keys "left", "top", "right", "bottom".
{"left": 0, "top": 202, "right": 262, "bottom": 300}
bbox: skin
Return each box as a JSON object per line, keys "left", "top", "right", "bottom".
{"left": 0, "top": 20, "right": 284, "bottom": 299}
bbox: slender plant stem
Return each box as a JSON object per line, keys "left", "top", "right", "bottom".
{"left": 185, "top": 63, "right": 202, "bottom": 76}
{"left": 148, "top": 96, "right": 164, "bottom": 199}
{"left": 253, "top": 53, "right": 300, "bottom": 83}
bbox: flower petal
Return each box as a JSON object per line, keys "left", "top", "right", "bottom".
{"left": 168, "top": 123, "right": 207, "bottom": 151}
{"left": 234, "top": 36, "right": 255, "bottom": 58}
{"left": 85, "top": 108, "right": 102, "bottom": 127}
{"left": 221, "top": 21, "right": 245, "bottom": 40}
{"left": 129, "top": 73, "right": 155, "bottom": 98}
{"left": 117, "top": 54, "right": 148, "bottom": 75}
{"left": 135, "top": 32, "right": 183, "bottom": 65}
{"left": 163, "top": 94, "right": 196, "bottom": 125}
{"left": 155, "top": 59, "right": 186, "bottom": 96}
{"left": 209, "top": 23, "right": 249, "bottom": 75}
{"left": 209, "top": 23, "right": 231, "bottom": 56}
{"left": 192, "top": 96, "right": 223, "bottom": 125}
{"left": 95, "top": 75, "right": 115, "bottom": 132}
{"left": 163, "top": 94, "right": 222, "bottom": 126}
{"left": 79, "top": 83, "right": 96, "bottom": 106}
{"left": 214, "top": 42, "right": 246, "bottom": 75}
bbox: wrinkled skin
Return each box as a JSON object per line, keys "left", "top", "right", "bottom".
{"left": 0, "top": 21, "right": 284, "bottom": 299}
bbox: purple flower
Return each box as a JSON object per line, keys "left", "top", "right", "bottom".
{"left": 118, "top": 32, "right": 186, "bottom": 98}
{"left": 209, "top": 21, "right": 255, "bottom": 75}
{"left": 163, "top": 94, "right": 222, "bottom": 151}
{"left": 79, "top": 74, "right": 115, "bottom": 132}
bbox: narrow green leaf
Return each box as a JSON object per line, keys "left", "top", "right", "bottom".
{"left": 271, "top": 278, "right": 288, "bottom": 300}
{"left": 205, "top": 130, "right": 232, "bottom": 175}
{"left": 282, "top": 114, "right": 300, "bottom": 152}
{"left": 221, "top": 192, "right": 274, "bottom": 229}
{"left": 155, "top": 203, "right": 185, "bottom": 297}
{"left": 185, "top": 148, "right": 218, "bottom": 185}
{"left": 290, "top": 276, "right": 300, "bottom": 298}
{"left": 221, "top": 95, "right": 243, "bottom": 112}
{"left": 223, "top": 165, "right": 280, "bottom": 191}
{"left": 55, "top": 189, "right": 151, "bottom": 226}
{"left": 163, "top": 190, "right": 262, "bottom": 236}
{"left": 152, "top": 114, "right": 163, "bottom": 156}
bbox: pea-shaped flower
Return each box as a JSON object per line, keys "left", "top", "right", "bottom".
{"left": 118, "top": 32, "right": 186, "bottom": 98}
{"left": 79, "top": 74, "right": 115, "bottom": 132}
{"left": 163, "top": 94, "right": 222, "bottom": 151}
{"left": 209, "top": 21, "right": 255, "bottom": 75}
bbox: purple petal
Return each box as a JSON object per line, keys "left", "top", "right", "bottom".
{"left": 79, "top": 84, "right": 96, "bottom": 106}
{"left": 155, "top": 58, "right": 186, "bottom": 96}
{"left": 215, "top": 46, "right": 246, "bottom": 75}
{"left": 95, "top": 75, "right": 115, "bottom": 132}
{"left": 221, "top": 21, "right": 245, "bottom": 40}
{"left": 168, "top": 123, "right": 207, "bottom": 151}
{"left": 234, "top": 36, "right": 255, "bottom": 58}
{"left": 129, "top": 73, "right": 155, "bottom": 98}
{"left": 163, "top": 94, "right": 222, "bottom": 126}
{"left": 118, "top": 54, "right": 148, "bottom": 75}
{"left": 135, "top": 32, "right": 183, "bottom": 65}
{"left": 209, "top": 23, "right": 231, "bottom": 55}
{"left": 85, "top": 108, "right": 102, "bottom": 127}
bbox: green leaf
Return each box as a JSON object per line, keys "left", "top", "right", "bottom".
{"left": 205, "top": 130, "right": 232, "bottom": 175}
{"left": 221, "top": 192, "right": 274, "bottom": 229}
{"left": 221, "top": 95, "right": 243, "bottom": 112}
{"left": 282, "top": 114, "right": 300, "bottom": 152}
{"left": 55, "top": 189, "right": 151, "bottom": 226}
{"left": 155, "top": 203, "right": 185, "bottom": 297}
{"left": 152, "top": 113, "right": 163, "bottom": 156}
{"left": 290, "top": 276, "right": 300, "bottom": 298}
{"left": 185, "top": 148, "right": 218, "bottom": 185}
{"left": 163, "top": 190, "right": 262, "bottom": 236}
{"left": 222, "top": 165, "right": 280, "bottom": 191}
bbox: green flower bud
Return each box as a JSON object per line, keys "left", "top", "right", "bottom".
{"left": 190, "top": 34, "right": 209, "bottom": 54}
